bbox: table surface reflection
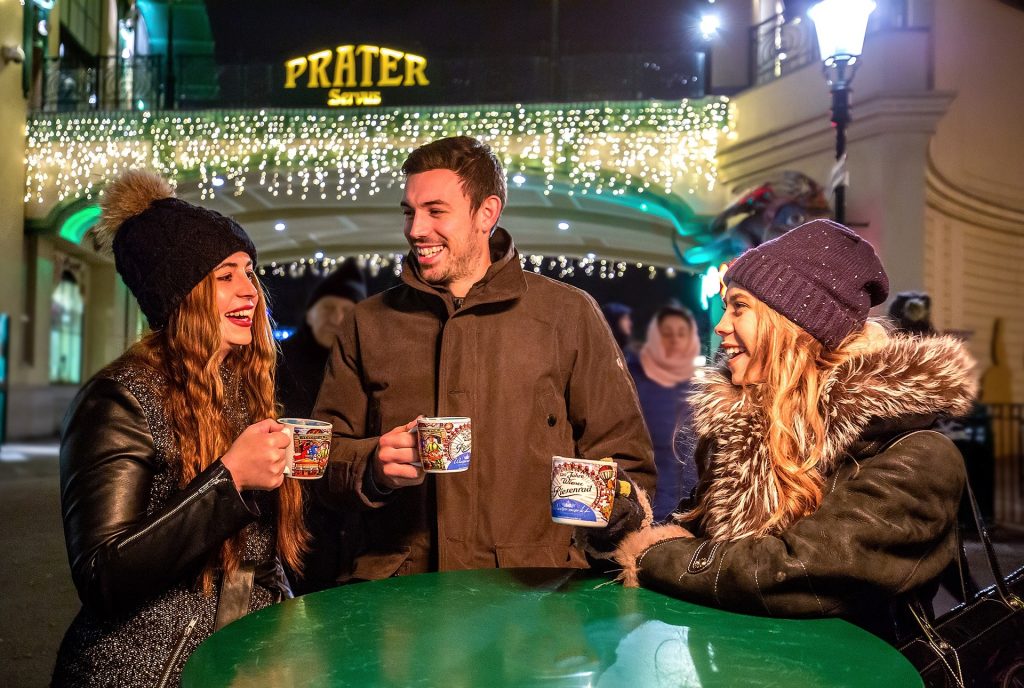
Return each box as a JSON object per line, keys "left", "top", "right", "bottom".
{"left": 182, "top": 568, "right": 922, "bottom": 687}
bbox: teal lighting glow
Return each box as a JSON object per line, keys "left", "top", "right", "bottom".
{"left": 58, "top": 205, "right": 101, "bottom": 245}
{"left": 699, "top": 264, "right": 725, "bottom": 311}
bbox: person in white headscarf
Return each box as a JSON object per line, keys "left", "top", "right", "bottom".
{"left": 629, "top": 304, "right": 702, "bottom": 520}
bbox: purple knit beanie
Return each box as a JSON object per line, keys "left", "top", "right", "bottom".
{"left": 723, "top": 219, "right": 889, "bottom": 349}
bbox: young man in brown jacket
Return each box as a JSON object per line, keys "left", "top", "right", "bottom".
{"left": 313, "top": 135, "right": 655, "bottom": 582}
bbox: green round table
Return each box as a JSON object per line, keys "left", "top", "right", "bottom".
{"left": 182, "top": 568, "right": 923, "bottom": 687}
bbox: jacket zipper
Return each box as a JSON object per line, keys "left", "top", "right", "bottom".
{"left": 118, "top": 476, "right": 231, "bottom": 550}
{"left": 156, "top": 615, "right": 199, "bottom": 688}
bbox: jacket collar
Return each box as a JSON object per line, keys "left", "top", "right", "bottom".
{"left": 400, "top": 226, "right": 527, "bottom": 313}
{"left": 687, "top": 334, "right": 977, "bottom": 540}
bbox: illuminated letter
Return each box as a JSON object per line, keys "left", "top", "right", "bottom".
{"left": 356, "top": 45, "right": 380, "bottom": 87}
{"left": 332, "top": 45, "right": 357, "bottom": 87}
{"left": 326, "top": 88, "right": 343, "bottom": 106}
{"left": 307, "top": 49, "right": 332, "bottom": 88}
{"left": 404, "top": 53, "right": 429, "bottom": 86}
{"left": 284, "top": 57, "right": 307, "bottom": 88}
{"left": 378, "top": 47, "right": 404, "bottom": 87}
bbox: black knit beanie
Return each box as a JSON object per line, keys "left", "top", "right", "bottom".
{"left": 306, "top": 259, "right": 367, "bottom": 311}
{"left": 93, "top": 171, "right": 257, "bottom": 330}
{"left": 723, "top": 219, "right": 889, "bottom": 349}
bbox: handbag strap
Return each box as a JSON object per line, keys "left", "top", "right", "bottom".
{"left": 961, "top": 475, "right": 1021, "bottom": 607}
{"left": 884, "top": 430, "right": 1017, "bottom": 606}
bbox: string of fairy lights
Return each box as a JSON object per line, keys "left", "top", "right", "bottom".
{"left": 26, "top": 100, "right": 732, "bottom": 280}
{"left": 260, "top": 252, "right": 681, "bottom": 281}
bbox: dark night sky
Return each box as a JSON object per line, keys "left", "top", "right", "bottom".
{"left": 204, "top": 0, "right": 707, "bottom": 63}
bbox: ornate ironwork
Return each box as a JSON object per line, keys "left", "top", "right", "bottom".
{"left": 749, "top": 13, "right": 818, "bottom": 87}
{"left": 40, "top": 56, "right": 163, "bottom": 112}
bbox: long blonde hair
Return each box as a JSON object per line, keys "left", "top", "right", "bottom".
{"left": 127, "top": 271, "right": 307, "bottom": 592}
{"left": 718, "top": 299, "right": 885, "bottom": 533}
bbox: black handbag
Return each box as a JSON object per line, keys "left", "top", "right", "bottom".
{"left": 898, "top": 478, "right": 1024, "bottom": 687}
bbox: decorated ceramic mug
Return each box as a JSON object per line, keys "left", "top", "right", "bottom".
{"left": 415, "top": 417, "right": 472, "bottom": 473}
{"left": 550, "top": 456, "right": 617, "bottom": 527}
{"left": 277, "top": 418, "right": 332, "bottom": 479}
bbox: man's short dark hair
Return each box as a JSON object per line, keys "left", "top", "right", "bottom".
{"left": 401, "top": 136, "right": 507, "bottom": 213}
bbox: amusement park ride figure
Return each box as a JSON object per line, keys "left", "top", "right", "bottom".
{"left": 683, "top": 171, "right": 832, "bottom": 266}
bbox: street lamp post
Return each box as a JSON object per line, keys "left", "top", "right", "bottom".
{"left": 807, "top": 0, "right": 876, "bottom": 225}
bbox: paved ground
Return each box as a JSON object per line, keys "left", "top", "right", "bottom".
{"left": 0, "top": 442, "right": 79, "bottom": 688}
{"left": 1, "top": 439, "right": 1022, "bottom": 687}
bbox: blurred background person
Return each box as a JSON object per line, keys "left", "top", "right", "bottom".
{"left": 601, "top": 301, "right": 637, "bottom": 357}
{"left": 630, "top": 304, "right": 702, "bottom": 521}
{"left": 276, "top": 260, "right": 366, "bottom": 595}
{"left": 277, "top": 260, "right": 367, "bottom": 418}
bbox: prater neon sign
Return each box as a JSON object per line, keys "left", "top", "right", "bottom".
{"left": 284, "top": 44, "right": 429, "bottom": 107}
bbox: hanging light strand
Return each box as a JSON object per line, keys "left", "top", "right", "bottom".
{"left": 25, "top": 100, "right": 732, "bottom": 206}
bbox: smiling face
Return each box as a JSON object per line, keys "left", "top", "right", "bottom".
{"left": 714, "top": 286, "right": 763, "bottom": 385}
{"left": 401, "top": 169, "right": 501, "bottom": 298}
{"left": 215, "top": 251, "right": 258, "bottom": 359}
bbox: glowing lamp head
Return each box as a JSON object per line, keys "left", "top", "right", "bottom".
{"left": 808, "top": 0, "right": 876, "bottom": 65}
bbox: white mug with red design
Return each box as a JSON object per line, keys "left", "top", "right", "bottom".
{"left": 415, "top": 416, "right": 472, "bottom": 473}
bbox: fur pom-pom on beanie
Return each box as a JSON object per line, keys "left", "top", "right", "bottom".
{"left": 91, "top": 170, "right": 257, "bottom": 329}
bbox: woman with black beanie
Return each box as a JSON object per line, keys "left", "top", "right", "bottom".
{"left": 52, "top": 170, "right": 307, "bottom": 686}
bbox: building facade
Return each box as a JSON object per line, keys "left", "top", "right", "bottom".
{"left": 3, "top": 0, "right": 1023, "bottom": 449}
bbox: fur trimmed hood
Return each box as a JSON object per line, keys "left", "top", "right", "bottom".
{"left": 686, "top": 334, "right": 976, "bottom": 542}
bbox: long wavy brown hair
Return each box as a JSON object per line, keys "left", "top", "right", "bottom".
{"left": 127, "top": 271, "right": 307, "bottom": 592}
{"left": 722, "top": 299, "right": 884, "bottom": 533}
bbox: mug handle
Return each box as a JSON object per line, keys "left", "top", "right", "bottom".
{"left": 281, "top": 426, "right": 294, "bottom": 477}
{"left": 407, "top": 425, "right": 421, "bottom": 467}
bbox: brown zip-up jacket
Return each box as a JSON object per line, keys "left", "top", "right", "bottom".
{"left": 313, "top": 228, "right": 655, "bottom": 580}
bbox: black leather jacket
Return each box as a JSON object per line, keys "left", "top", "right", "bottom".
{"left": 53, "top": 359, "right": 285, "bottom": 687}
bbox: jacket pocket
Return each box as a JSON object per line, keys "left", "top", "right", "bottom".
{"left": 537, "top": 391, "right": 563, "bottom": 428}
{"left": 348, "top": 547, "right": 412, "bottom": 582}
{"left": 495, "top": 544, "right": 587, "bottom": 569}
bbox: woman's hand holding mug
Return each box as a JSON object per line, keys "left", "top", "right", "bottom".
{"left": 221, "top": 418, "right": 292, "bottom": 491}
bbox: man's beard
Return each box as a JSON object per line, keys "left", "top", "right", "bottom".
{"left": 422, "top": 241, "right": 485, "bottom": 287}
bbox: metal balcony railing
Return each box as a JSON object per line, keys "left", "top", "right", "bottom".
{"left": 748, "top": 0, "right": 910, "bottom": 87}
{"left": 991, "top": 403, "right": 1024, "bottom": 527}
{"left": 39, "top": 55, "right": 164, "bottom": 112}
{"left": 31, "top": 50, "right": 709, "bottom": 113}
{"left": 954, "top": 403, "right": 1024, "bottom": 529}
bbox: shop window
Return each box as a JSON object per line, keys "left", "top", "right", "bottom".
{"left": 50, "top": 270, "right": 84, "bottom": 384}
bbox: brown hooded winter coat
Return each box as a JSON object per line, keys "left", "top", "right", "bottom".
{"left": 314, "top": 228, "right": 655, "bottom": 580}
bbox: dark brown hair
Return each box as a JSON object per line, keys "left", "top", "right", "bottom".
{"left": 401, "top": 135, "right": 507, "bottom": 212}
{"left": 128, "top": 272, "right": 307, "bottom": 592}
